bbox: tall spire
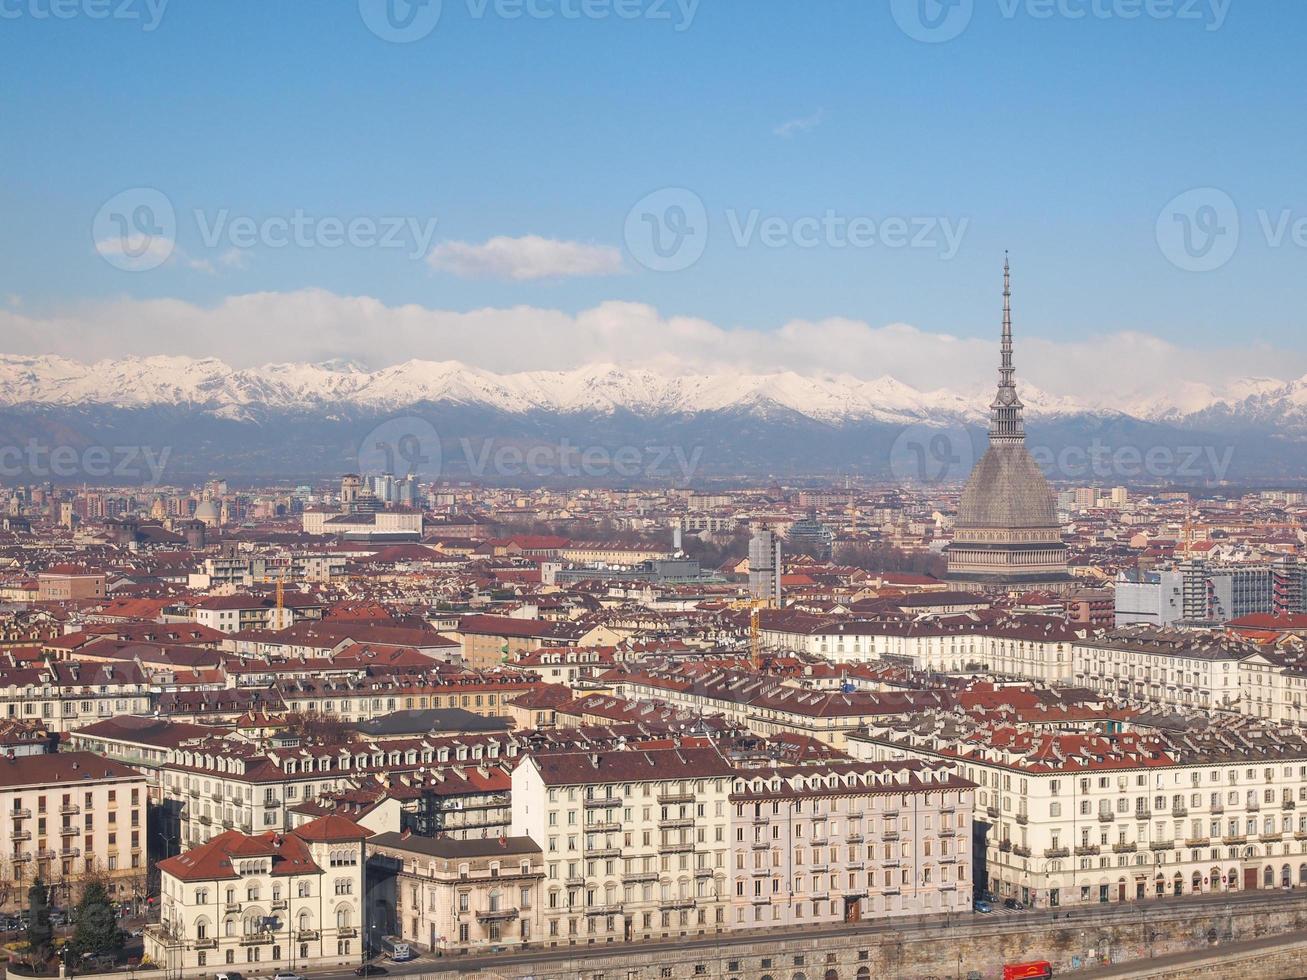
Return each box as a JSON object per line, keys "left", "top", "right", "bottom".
{"left": 989, "top": 252, "right": 1025, "bottom": 443}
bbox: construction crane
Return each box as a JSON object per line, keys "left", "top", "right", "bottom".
{"left": 728, "top": 597, "right": 776, "bottom": 671}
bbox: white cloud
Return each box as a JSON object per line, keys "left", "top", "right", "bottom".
{"left": 426, "top": 235, "right": 625, "bottom": 281}
{"left": 0, "top": 290, "right": 1302, "bottom": 410}
{"left": 773, "top": 109, "right": 825, "bottom": 139}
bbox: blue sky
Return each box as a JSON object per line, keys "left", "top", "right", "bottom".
{"left": 2, "top": 0, "right": 1305, "bottom": 393}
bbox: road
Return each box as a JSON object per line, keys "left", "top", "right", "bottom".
{"left": 221, "top": 887, "right": 1307, "bottom": 980}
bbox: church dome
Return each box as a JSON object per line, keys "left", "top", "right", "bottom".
{"left": 956, "top": 442, "right": 1057, "bottom": 530}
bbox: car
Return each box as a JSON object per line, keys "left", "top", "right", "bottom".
{"left": 273, "top": 972, "right": 305, "bottom": 980}
{"left": 355, "top": 965, "right": 388, "bottom": 976}
{"left": 973, "top": 900, "right": 993, "bottom": 913}
{"left": 215, "top": 971, "right": 246, "bottom": 980}
{"left": 1003, "top": 897, "right": 1025, "bottom": 911}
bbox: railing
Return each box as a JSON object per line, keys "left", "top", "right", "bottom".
{"left": 1044, "top": 847, "right": 1070, "bottom": 858}
{"left": 195, "top": 938, "right": 218, "bottom": 950}
{"left": 565, "top": 876, "right": 586, "bottom": 888}
{"left": 476, "top": 907, "right": 520, "bottom": 922}
{"left": 11, "top": 830, "right": 30, "bottom": 841}
{"left": 59, "top": 824, "right": 79, "bottom": 836}
{"left": 337, "top": 927, "right": 358, "bottom": 939}
{"left": 658, "top": 792, "right": 695, "bottom": 805}
{"left": 584, "top": 846, "right": 621, "bottom": 859}
{"left": 1013, "top": 845, "right": 1032, "bottom": 858}
{"left": 1172, "top": 807, "right": 1188, "bottom": 818}
{"left": 622, "top": 871, "right": 658, "bottom": 884}
{"left": 225, "top": 902, "right": 241, "bottom": 913}
{"left": 1112, "top": 842, "right": 1138, "bottom": 853}
{"left": 1184, "top": 837, "right": 1211, "bottom": 847}
{"left": 1222, "top": 835, "right": 1248, "bottom": 845}
{"left": 296, "top": 930, "right": 319, "bottom": 941}
{"left": 271, "top": 900, "right": 287, "bottom": 911}
{"left": 239, "top": 932, "right": 274, "bottom": 946}
{"left": 60, "top": 804, "right": 80, "bottom": 815}
{"left": 583, "top": 797, "right": 621, "bottom": 809}
{"left": 1015, "top": 813, "right": 1028, "bottom": 826}
{"left": 1285, "top": 801, "right": 1298, "bottom": 811}
{"left": 1152, "top": 840, "right": 1176, "bottom": 850}
{"left": 10, "top": 808, "right": 31, "bottom": 819}
{"left": 658, "top": 818, "right": 694, "bottom": 830}
{"left": 658, "top": 842, "right": 694, "bottom": 855}
{"left": 997, "top": 840, "right": 1012, "bottom": 853}
{"left": 1260, "top": 832, "right": 1284, "bottom": 843}
{"left": 1074, "top": 845, "right": 1100, "bottom": 856}
{"left": 60, "top": 846, "right": 80, "bottom": 858}
{"left": 1098, "top": 812, "right": 1115, "bottom": 823}
{"left": 585, "top": 821, "right": 621, "bottom": 833}
{"left": 582, "top": 904, "right": 622, "bottom": 917}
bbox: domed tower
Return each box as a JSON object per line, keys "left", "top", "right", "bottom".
{"left": 946, "top": 256, "right": 1071, "bottom": 592}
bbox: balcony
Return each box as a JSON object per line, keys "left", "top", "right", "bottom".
{"left": 1260, "top": 832, "right": 1284, "bottom": 843}
{"left": 659, "top": 842, "right": 694, "bottom": 855}
{"left": 1044, "top": 847, "right": 1070, "bottom": 859}
{"left": 195, "top": 938, "right": 218, "bottom": 950}
{"left": 565, "top": 875, "right": 586, "bottom": 888}
{"left": 12, "top": 852, "right": 31, "bottom": 862}
{"left": 584, "top": 846, "right": 621, "bottom": 859}
{"left": 11, "top": 830, "right": 30, "bottom": 842}
{"left": 476, "top": 907, "right": 520, "bottom": 922}
{"left": 997, "top": 840, "right": 1012, "bottom": 853}
{"left": 337, "top": 927, "right": 358, "bottom": 939}
{"left": 693, "top": 867, "right": 713, "bottom": 879}
{"left": 239, "top": 932, "right": 274, "bottom": 946}
{"left": 984, "top": 807, "right": 999, "bottom": 820}
{"left": 1211, "top": 803, "right": 1224, "bottom": 814}
{"left": 1285, "top": 801, "right": 1298, "bottom": 811}
{"left": 659, "top": 897, "right": 695, "bottom": 911}
{"left": 582, "top": 904, "right": 623, "bottom": 917}
{"left": 271, "top": 900, "right": 287, "bottom": 911}
{"left": 225, "top": 902, "right": 241, "bottom": 913}
{"left": 1172, "top": 807, "right": 1188, "bottom": 818}
{"left": 1013, "top": 845, "right": 1032, "bottom": 858}
{"left": 658, "top": 792, "right": 694, "bottom": 805}
{"left": 296, "top": 930, "right": 319, "bottom": 941}
{"left": 1152, "top": 840, "right": 1176, "bottom": 850}
{"left": 60, "top": 804, "right": 79, "bottom": 816}
{"left": 1015, "top": 813, "right": 1029, "bottom": 826}
{"left": 658, "top": 818, "right": 694, "bottom": 830}
{"left": 263, "top": 798, "right": 280, "bottom": 808}
{"left": 1112, "top": 842, "right": 1138, "bottom": 854}
{"left": 1097, "top": 812, "right": 1115, "bottom": 823}
{"left": 583, "top": 797, "right": 621, "bottom": 809}
{"left": 1184, "top": 837, "right": 1211, "bottom": 848}
{"left": 1074, "top": 845, "right": 1100, "bottom": 856}
{"left": 59, "top": 846, "right": 80, "bottom": 859}
{"left": 622, "top": 871, "right": 658, "bottom": 885}
{"left": 10, "top": 808, "right": 31, "bottom": 819}
{"left": 585, "top": 821, "right": 621, "bottom": 834}
{"left": 59, "top": 824, "right": 78, "bottom": 836}
{"left": 847, "top": 833, "right": 864, "bottom": 843}
{"left": 1221, "top": 835, "right": 1247, "bottom": 845}
{"left": 1247, "top": 802, "right": 1261, "bottom": 812}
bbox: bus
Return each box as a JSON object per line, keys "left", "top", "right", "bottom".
{"left": 1003, "top": 962, "right": 1053, "bottom": 980}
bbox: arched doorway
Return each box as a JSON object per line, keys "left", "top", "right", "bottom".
{"left": 1191, "top": 872, "right": 1202, "bottom": 894}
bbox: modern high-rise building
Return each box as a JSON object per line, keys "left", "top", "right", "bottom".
{"left": 748, "top": 527, "right": 783, "bottom": 603}
{"left": 946, "top": 257, "right": 1071, "bottom": 593}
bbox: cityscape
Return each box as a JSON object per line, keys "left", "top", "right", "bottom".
{"left": 5, "top": 2, "right": 1307, "bottom": 980}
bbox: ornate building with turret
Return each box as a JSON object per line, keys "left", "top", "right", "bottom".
{"left": 946, "top": 258, "right": 1072, "bottom": 592}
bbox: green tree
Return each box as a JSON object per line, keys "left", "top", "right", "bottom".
{"left": 25, "top": 878, "right": 53, "bottom": 960}
{"left": 71, "top": 879, "right": 123, "bottom": 961}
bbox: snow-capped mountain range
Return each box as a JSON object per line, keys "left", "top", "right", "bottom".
{"left": 1, "top": 353, "right": 1304, "bottom": 428}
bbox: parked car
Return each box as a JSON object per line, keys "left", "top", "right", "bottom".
{"left": 215, "top": 971, "right": 246, "bottom": 980}
{"left": 1003, "top": 897, "right": 1025, "bottom": 911}
{"left": 973, "top": 899, "right": 993, "bottom": 913}
{"left": 355, "top": 965, "right": 388, "bottom": 976}
{"left": 273, "top": 972, "right": 305, "bottom": 980}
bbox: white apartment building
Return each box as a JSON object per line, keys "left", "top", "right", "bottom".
{"left": 0, "top": 661, "right": 151, "bottom": 733}
{"left": 758, "top": 613, "right": 1080, "bottom": 684}
{"left": 511, "top": 745, "right": 735, "bottom": 945}
{"left": 0, "top": 752, "right": 148, "bottom": 911}
{"left": 1072, "top": 628, "right": 1254, "bottom": 711}
{"left": 148, "top": 814, "right": 371, "bottom": 977}
{"left": 852, "top": 714, "right": 1307, "bottom": 909}
{"left": 728, "top": 761, "right": 974, "bottom": 929}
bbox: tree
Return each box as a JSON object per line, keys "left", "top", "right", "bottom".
{"left": 26, "top": 878, "right": 54, "bottom": 961}
{"left": 71, "top": 879, "right": 123, "bottom": 960}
